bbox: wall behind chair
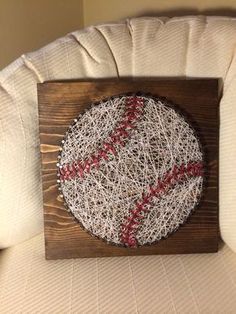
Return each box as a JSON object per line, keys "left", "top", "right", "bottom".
{"left": 83, "top": 0, "right": 236, "bottom": 26}
{"left": 1, "top": 0, "right": 236, "bottom": 70}
{"left": 0, "top": 0, "right": 84, "bottom": 70}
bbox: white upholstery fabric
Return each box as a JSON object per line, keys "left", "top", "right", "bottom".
{"left": 0, "top": 16, "right": 236, "bottom": 250}
{"left": 0, "top": 233, "right": 236, "bottom": 313}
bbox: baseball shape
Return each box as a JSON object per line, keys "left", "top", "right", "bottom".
{"left": 57, "top": 94, "right": 204, "bottom": 247}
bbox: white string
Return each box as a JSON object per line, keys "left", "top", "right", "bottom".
{"left": 59, "top": 96, "right": 203, "bottom": 246}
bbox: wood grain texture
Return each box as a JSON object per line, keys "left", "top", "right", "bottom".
{"left": 38, "top": 79, "right": 220, "bottom": 259}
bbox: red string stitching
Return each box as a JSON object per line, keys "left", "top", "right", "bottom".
{"left": 59, "top": 96, "right": 144, "bottom": 181}
{"left": 120, "top": 162, "right": 204, "bottom": 248}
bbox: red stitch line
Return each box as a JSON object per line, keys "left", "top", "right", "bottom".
{"left": 121, "top": 162, "right": 204, "bottom": 248}
{"left": 59, "top": 96, "right": 144, "bottom": 181}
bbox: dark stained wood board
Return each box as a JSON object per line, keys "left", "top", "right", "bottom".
{"left": 37, "top": 79, "right": 220, "bottom": 259}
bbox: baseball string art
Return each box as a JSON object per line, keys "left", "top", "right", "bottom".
{"left": 56, "top": 93, "right": 204, "bottom": 248}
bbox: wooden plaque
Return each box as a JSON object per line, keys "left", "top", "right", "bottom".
{"left": 38, "top": 79, "right": 220, "bottom": 259}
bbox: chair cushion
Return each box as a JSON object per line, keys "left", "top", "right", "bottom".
{"left": 0, "top": 233, "right": 236, "bottom": 313}
{"left": 0, "top": 16, "right": 236, "bottom": 250}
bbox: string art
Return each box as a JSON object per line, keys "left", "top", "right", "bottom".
{"left": 57, "top": 94, "right": 204, "bottom": 248}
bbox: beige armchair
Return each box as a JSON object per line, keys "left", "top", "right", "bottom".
{"left": 1, "top": 16, "right": 236, "bottom": 313}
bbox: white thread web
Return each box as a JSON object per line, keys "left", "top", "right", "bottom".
{"left": 58, "top": 95, "right": 204, "bottom": 246}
